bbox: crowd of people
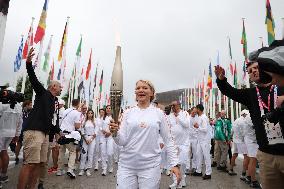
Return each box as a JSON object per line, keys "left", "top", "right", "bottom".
{"left": 0, "top": 41, "right": 283, "bottom": 189}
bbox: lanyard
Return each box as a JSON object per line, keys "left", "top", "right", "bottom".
{"left": 256, "top": 85, "right": 277, "bottom": 116}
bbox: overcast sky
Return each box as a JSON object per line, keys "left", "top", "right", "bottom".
{"left": 1, "top": 0, "right": 284, "bottom": 105}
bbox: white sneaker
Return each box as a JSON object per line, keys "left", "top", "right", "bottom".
{"left": 67, "top": 168, "right": 76, "bottom": 179}
{"left": 56, "top": 169, "right": 66, "bottom": 176}
{"left": 78, "top": 170, "right": 84, "bottom": 176}
{"left": 108, "top": 167, "right": 113, "bottom": 173}
{"left": 86, "top": 170, "right": 91, "bottom": 176}
{"left": 181, "top": 176, "right": 186, "bottom": 187}
{"left": 102, "top": 169, "right": 107, "bottom": 176}
{"left": 166, "top": 169, "right": 171, "bottom": 176}
{"left": 94, "top": 163, "right": 99, "bottom": 171}
{"left": 169, "top": 182, "right": 177, "bottom": 189}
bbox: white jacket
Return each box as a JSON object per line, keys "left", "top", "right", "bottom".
{"left": 196, "top": 114, "right": 211, "bottom": 143}
{"left": 113, "top": 104, "right": 179, "bottom": 169}
{"left": 0, "top": 103, "right": 22, "bottom": 137}
{"left": 168, "top": 110, "right": 189, "bottom": 145}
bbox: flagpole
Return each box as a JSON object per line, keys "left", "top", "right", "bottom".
{"left": 282, "top": 18, "right": 284, "bottom": 39}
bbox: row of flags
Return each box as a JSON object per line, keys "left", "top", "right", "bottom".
{"left": 12, "top": 0, "right": 108, "bottom": 108}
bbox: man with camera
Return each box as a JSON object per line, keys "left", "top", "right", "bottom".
{"left": 17, "top": 48, "right": 62, "bottom": 189}
{"left": 56, "top": 99, "right": 82, "bottom": 179}
{"left": 0, "top": 87, "right": 22, "bottom": 188}
{"left": 215, "top": 51, "right": 284, "bottom": 189}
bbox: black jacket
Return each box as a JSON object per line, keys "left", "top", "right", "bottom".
{"left": 217, "top": 78, "right": 284, "bottom": 155}
{"left": 24, "top": 62, "right": 56, "bottom": 134}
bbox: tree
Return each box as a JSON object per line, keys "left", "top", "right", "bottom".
{"left": 16, "top": 76, "right": 33, "bottom": 100}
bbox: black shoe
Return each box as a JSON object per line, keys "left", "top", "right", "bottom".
{"left": 250, "top": 181, "right": 261, "bottom": 188}
{"left": 228, "top": 170, "right": 237, "bottom": 176}
{"left": 15, "top": 157, "right": 19, "bottom": 165}
{"left": 202, "top": 174, "right": 211, "bottom": 180}
{"left": 240, "top": 173, "right": 246, "bottom": 181}
{"left": 217, "top": 166, "right": 227, "bottom": 172}
{"left": 245, "top": 176, "right": 252, "bottom": 184}
{"left": 38, "top": 183, "right": 44, "bottom": 189}
{"left": 211, "top": 162, "right": 217, "bottom": 167}
{"left": 66, "top": 171, "right": 76, "bottom": 179}
{"left": 192, "top": 172, "right": 202, "bottom": 176}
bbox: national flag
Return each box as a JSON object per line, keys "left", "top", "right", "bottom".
{"left": 22, "top": 18, "right": 34, "bottom": 59}
{"left": 47, "top": 59, "right": 54, "bottom": 85}
{"left": 99, "top": 70, "right": 103, "bottom": 100}
{"left": 241, "top": 19, "right": 248, "bottom": 61}
{"left": 58, "top": 18, "right": 68, "bottom": 61}
{"left": 207, "top": 62, "right": 212, "bottom": 89}
{"left": 93, "top": 63, "right": 98, "bottom": 88}
{"left": 34, "top": 0, "right": 48, "bottom": 44}
{"left": 76, "top": 36, "right": 82, "bottom": 57}
{"left": 242, "top": 61, "right": 247, "bottom": 80}
{"left": 230, "top": 64, "right": 234, "bottom": 76}
{"left": 85, "top": 49, "right": 92, "bottom": 80}
{"left": 42, "top": 35, "right": 52, "bottom": 72}
{"left": 57, "top": 18, "right": 69, "bottom": 80}
{"left": 234, "top": 61, "right": 238, "bottom": 87}
{"left": 228, "top": 37, "right": 234, "bottom": 75}
{"left": 14, "top": 36, "right": 23, "bottom": 72}
{"left": 265, "top": 0, "right": 275, "bottom": 45}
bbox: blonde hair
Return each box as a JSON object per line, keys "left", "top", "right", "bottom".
{"left": 135, "top": 80, "right": 156, "bottom": 102}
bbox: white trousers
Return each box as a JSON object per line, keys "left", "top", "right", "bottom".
{"left": 196, "top": 141, "right": 212, "bottom": 175}
{"left": 171, "top": 145, "right": 188, "bottom": 184}
{"left": 160, "top": 147, "right": 168, "bottom": 169}
{"left": 116, "top": 165, "right": 161, "bottom": 189}
{"left": 79, "top": 136, "right": 96, "bottom": 170}
{"left": 93, "top": 136, "right": 101, "bottom": 166}
{"left": 187, "top": 139, "right": 198, "bottom": 169}
{"left": 100, "top": 136, "right": 114, "bottom": 171}
{"left": 113, "top": 142, "right": 120, "bottom": 162}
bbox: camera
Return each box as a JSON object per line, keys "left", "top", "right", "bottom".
{"left": 262, "top": 103, "right": 284, "bottom": 124}
{"left": 0, "top": 86, "right": 24, "bottom": 109}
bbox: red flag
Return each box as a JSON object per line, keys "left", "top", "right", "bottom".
{"left": 22, "top": 19, "right": 34, "bottom": 59}
{"left": 85, "top": 49, "right": 92, "bottom": 80}
{"left": 34, "top": 0, "right": 48, "bottom": 43}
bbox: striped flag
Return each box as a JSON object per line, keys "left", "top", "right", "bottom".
{"left": 265, "top": 0, "right": 275, "bottom": 45}
{"left": 58, "top": 19, "right": 68, "bottom": 61}
{"left": 228, "top": 37, "right": 234, "bottom": 75}
{"left": 47, "top": 59, "right": 54, "bottom": 85}
{"left": 234, "top": 61, "right": 238, "bottom": 87}
{"left": 207, "top": 62, "right": 212, "bottom": 89}
{"left": 57, "top": 18, "right": 69, "bottom": 80}
{"left": 14, "top": 36, "right": 24, "bottom": 72}
{"left": 42, "top": 35, "right": 52, "bottom": 72}
{"left": 34, "top": 0, "right": 48, "bottom": 43}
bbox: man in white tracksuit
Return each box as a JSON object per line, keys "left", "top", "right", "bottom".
{"left": 192, "top": 104, "right": 212, "bottom": 180}
{"left": 187, "top": 107, "right": 198, "bottom": 172}
{"left": 168, "top": 101, "right": 190, "bottom": 188}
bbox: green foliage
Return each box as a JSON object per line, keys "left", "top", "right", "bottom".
{"left": 16, "top": 76, "right": 33, "bottom": 100}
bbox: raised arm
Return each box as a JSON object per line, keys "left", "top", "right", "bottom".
{"left": 215, "top": 65, "right": 250, "bottom": 106}
{"left": 111, "top": 110, "right": 129, "bottom": 146}
{"left": 26, "top": 47, "right": 45, "bottom": 95}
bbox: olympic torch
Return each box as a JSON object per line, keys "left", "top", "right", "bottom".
{"left": 110, "top": 46, "right": 123, "bottom": 137}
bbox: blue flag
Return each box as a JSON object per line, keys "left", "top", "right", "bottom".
{"left": 14, "top": 36, "right": 24, "bottom": 72}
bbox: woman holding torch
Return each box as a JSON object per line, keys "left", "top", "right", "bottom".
{"left": 109, "top": 80, "right": 181, "bottom": 189}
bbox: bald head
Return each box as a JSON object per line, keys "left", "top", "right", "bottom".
{"left": 48, "top": 80, "right": 62, "bottom": 97}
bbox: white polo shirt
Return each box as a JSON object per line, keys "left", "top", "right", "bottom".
{"left": 60, "top": 107, "right": 81, "bottom": 133}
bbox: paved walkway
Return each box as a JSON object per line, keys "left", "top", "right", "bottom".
{"left": 4, "top": 154, "right": 252, "bottom": 189}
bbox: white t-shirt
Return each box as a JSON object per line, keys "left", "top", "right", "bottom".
{"left": 60, "top": 108, "right": 81, "bottom": 132}
{"left": 168, "top": 110, "right": 189, "bottom": 145}
{"left": 232, "top": 116, "right": 246, "bottom": 143}
{"left": 243, "top": 115, "right": 257, "bottom": 144}
{"left": 113, "top": 104, "right": 179, "bottom": 169}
